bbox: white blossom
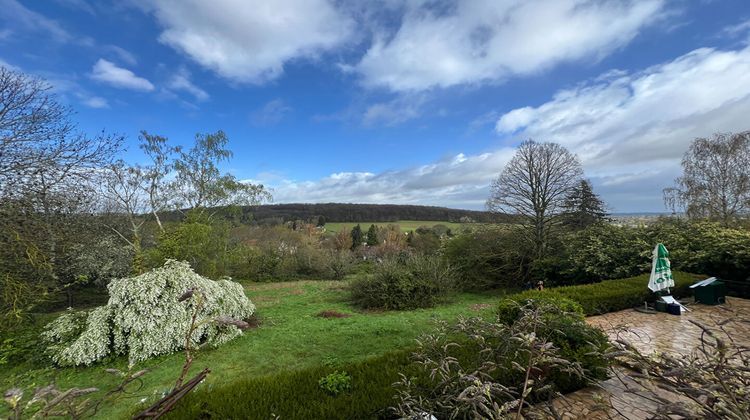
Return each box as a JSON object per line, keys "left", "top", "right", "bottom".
{"left": 43, "top": 260, "right": 255, "bottom": 367}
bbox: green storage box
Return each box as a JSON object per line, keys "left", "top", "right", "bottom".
{"left": 694, "top": 280, "right": 726, "bottom": 305}
{"left": 654, "top": 300, "right": 668, "bottom": 312}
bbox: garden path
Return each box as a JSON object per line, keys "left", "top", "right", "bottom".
{"left": 546, "top": 297, "right": 750, "bottom": 420}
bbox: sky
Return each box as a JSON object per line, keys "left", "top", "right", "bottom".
{"left": 2, "top": 0, "right": 750, "bottom": 212}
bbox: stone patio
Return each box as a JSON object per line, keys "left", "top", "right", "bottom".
{"left": 544, "top": 297, "right": 750, "bottom": 420}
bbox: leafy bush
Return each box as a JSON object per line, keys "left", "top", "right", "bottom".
{"left": 394, "top": 300, "right": 610, "bottom": 418}
{"left": 149, "top": 213, "right": 233, "bottom": 278}
{"left": 42, "top": 260, "right": 255, "bottom": 367}
{"left": 551, "top": 219, "right": 750, "bottom": 294}
{"left": 495, "top": 296, "right": 609, "bottom": 391}
{"left": 325, "top": 250, "right": 355, "bottom": 280}
{"left": 318, "top": 371, "right": 352, "bottom": 395}
{"left": 61, "top": 237, "right": 134, "bottom": 286}
{"left": 350, "top": 256, "right": 455, "bottom": 310}
{"left": 504, "top": 271, "right": 701, "bottom": 316}
{"left": 442, "top": 225, "right": 531, "bottom": 290}
{"left": 497, "top": 294, "right": 583, "bottom": 325}
{"left": 559, "top": 223, "right": 651, "bottom": 283}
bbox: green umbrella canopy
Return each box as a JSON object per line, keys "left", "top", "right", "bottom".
{"left": 648, "top": 243, "right": 674, "bottom": 292}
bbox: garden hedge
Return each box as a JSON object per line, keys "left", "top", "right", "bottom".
{"left": 508, "top": 271, "right": 703, "bottom": 315}
{"left": 165, "top": 349, "right": 418, "bottom": 419}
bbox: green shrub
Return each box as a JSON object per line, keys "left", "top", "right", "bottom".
{"left": 504, "top": 271, "right": 701, "bottom": 316}
{"left": 497, "top": 295, "right": 583, "bottom": 325}
{"left": 349, "top": 256, "right": 455, "bottom": 310}
{"left": 442, "top": 225, "right": 530, "bottom": 290}
{"left": 394, "top": 300, "right": 610, "bottom": 418}
{"left": 494, "top": 296, "right": 609, "bottom": 391}
{"left": 554, "top": 219, "right": 750, "bottom": 294}
{"left": 318, "top": 371, "right": 352, "bottom": 396}
{"left": 149, "top": 213, "right": 232, "bottom": 278}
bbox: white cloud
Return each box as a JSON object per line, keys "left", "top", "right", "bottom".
{"left": 250, "top": 99, "right": 292, "bottom": 126}
{"left": 53, "top": 0, "right": 96, "bottom": 15}
{"left": 362, "top": 95, "right": 427, "bottom": 126}
{"left": 722, "top": 19, "right": 750, "bottom": 39}
{"left": 148, "top": 0, "right": 354, "bottom": 83}
{"left": 105, "top": 45, "right": 137, "bottom": 66}
{"left": 495, "top": 42, "right": 750, "bottom": 211}
{"left": 262, "top": 149, "right": 516, "bottom": 209}
{"left": 265, "top": 42, "right": 750, "bottom": 212}
{"left": 80, "top": 95, "right": 109, "bottom": 108}
{"left": 90, "top": 59, "right": 155, "bottom": 91}
{"left": 167, "top": 68, "right": 208, "bottom": 101}
{"left": 495, "top": 44, "right": 750, "bottom": 167}
{"left": 0, "top": 0, "right": 71, "bottom": 41}
{"left": 354, "top": 0, "right": 665, "bottom": 91}
{"left": 0, "top": 57, "right": 19, "bottom": 71}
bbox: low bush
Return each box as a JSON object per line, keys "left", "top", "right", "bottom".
{"left": 318, "top": 371, "right": 352, "bottom": 396}
{"left": 505, "top": 271, "right": 701, "bottom": 315}
{"left": 395, "top": 297, "right": 609, "bottom": 418}
{"left": 495, "top": 296, "right": 609, "bottom": 391}
{"left": 349, "top": 256, "right": 455, "bottom": 310}
{"left": 497, "top": 294, "right": 583, "bottom": 325}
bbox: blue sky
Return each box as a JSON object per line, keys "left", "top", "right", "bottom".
{"left": 2, "top": 0, "right": 750, "bottom": 212}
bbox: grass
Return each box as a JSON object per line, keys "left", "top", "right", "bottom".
{"left": 323, "top": 220, "right": 467, "bottom": 234}
{"left": 0, "top": 280, "right": 506, "bottom": 419}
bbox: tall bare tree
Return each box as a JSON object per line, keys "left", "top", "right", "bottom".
{"left": 0, "top": 66, "right": 121, "bottom": 199}
{"left": 139, "top": 131, "right": 180, "bottom": 232}
{"left": 0, "top": 66, "right": 122, "bottom": 320}
{"left": 487, "top": 140, "right": 583, "bottom": 258}
{"left": 664, "top": 131, "right": 750, "bottom": 226}
{"left": 100, "top": 161, "right": 149, "bottom": 273}
{"left": 173, "top": 130, "right": 270, "bottom": 215}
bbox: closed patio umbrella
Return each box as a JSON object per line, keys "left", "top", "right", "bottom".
{"left": 648, "top": 243, "right": 674, "bottom": 293}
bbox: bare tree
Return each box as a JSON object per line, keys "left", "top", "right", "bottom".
{"left": 173, "top": 130, "right": 270, "bottom": 215}
{"left": 0, "top": 66, "right": 123, "bottom": 318}
{"left": 664, "top": 131, "right": 750, "bottom": 226}
{"left": 0, "top": 66, "right": 122, "bottom": 199}
{"left": 100, "top": 161, "right": 149, "bottom": 274}
{"left": 139, "top": 131, "right": 180, "bottom": 233}
{"left": 487, "top": 140, "right": 583, "bottom": 258}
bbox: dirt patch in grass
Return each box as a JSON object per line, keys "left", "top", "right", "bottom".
{"left": 469, "top": 303, "right": 493, "bottom": 311}
{"left": 245, "top": 315, "right": 262, "bottom": 329}
{"left": 317, "top": 310, "right": 352, "bottom": 319}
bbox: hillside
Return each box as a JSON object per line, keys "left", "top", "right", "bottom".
{"left": 161, "top": 203, "right": 512, "bottom": 224}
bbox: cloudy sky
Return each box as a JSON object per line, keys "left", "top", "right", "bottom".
{"left": 2, "top": 0, "right": 749, "bottom": 212}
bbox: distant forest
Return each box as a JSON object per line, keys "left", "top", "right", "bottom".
{"left": 161, "top": 203, "right": 512, "bottom": 224}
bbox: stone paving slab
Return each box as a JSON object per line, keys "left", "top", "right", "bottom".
{"left": 545, "top": 297, "right": 750, "bottom": 420}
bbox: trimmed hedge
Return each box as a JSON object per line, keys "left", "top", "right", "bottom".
{"left": 165, "top": 350, "right": 418, "bottom": 419}
{"left": 508, "top": 271, "right": 703, "bottom": 315}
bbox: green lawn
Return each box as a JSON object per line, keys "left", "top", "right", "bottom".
{"left": 323, "top": 220, "right": 467, "bottom": 234}
{"left": 1, "top": 280, "right": 505, "bottom": 419}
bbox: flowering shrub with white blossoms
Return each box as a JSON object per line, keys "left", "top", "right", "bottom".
{"left": 42, "top": 260, "right": 255, "bottom": 367}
